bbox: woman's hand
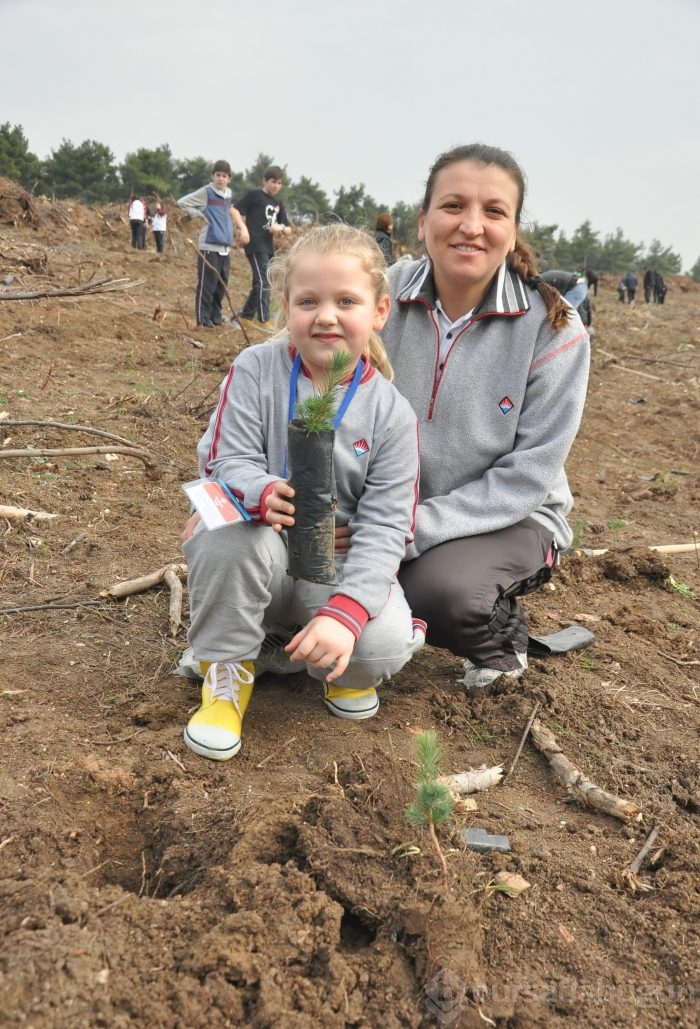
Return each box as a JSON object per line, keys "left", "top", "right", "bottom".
{"left": 285, "top": 616, "right": 355, "bottom": 681}
{"left": 264, "top": 480, "right": 295, "bottom": 533}
{"left": 181, "top": 511, "right": 200, "bottom": 544}
{"left": 334, "top": 523, "right": 352, "bottom": 554}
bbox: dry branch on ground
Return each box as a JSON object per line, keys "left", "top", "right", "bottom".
{"left": 530, "top": 719, "right": 642, "bottom": 822}
{"left": 0, "top": 419, "right": 157, "bottom": 475}
{"left": 0, "top": 276, "right": 144, "bottom": 301}
{"left": 0, "top": 504, "right": 57, "bottom": 522}
{"left": 104, "top": 563, "right": 188, "bottom": 600}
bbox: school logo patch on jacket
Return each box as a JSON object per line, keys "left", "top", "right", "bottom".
{"left": 353, "top": 438, "right": 369, "bottom": 457}
{"left": 499, "top": 396, "right": 514, "bottom": 414}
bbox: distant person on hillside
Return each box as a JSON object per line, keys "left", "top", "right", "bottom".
{"left": 235, "top": 165, "right": 293, "bottom": 331}
{"left": 151, "top": 202, "right": 167, "bottom": 254}
{"left": 140, "top": 198, "right": 151, "bottom": 249}
{"left": 540, "top": 269, "right": 593, "bottom": 336}
{"left": 653, "top": 271, "right": 667, "bottom": 304}
{"left": 177, "top": 160, "right": 250, "bottom": 328}
{"left": 128, "top": 195, "right": 146, "bottom": 249}
{"left": 584, "top": 267, "right": 599, "bottom": 296}
{"left": 374, "top": 213, "right": 396, "bottom": 266}
{"left": 643, "top": 268, "right": 654, "bottom": 303}
{"left": 622, "top": 270, "right": 637, "bottom": 303}
{"left": 616, "top": 277, "right": 627, "bottom": 303}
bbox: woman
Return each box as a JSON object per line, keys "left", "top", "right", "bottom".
{"left": 370, "top": 143, "right": 590, "bottom": 696}
{"left": 374, "top": 212, "right": 395, "bottom": 266}
{"left": 151, "top": 202, "right": 167, "bottom": 253}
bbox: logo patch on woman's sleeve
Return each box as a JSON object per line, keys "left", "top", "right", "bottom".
{"left": 499, "top": 396, "right": 514, "bottom": 413}
{"left": 353, "top": 438, "right": 369, "bottom": 456}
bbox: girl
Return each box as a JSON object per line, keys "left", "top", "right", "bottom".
{"left": 182, "top": 224, "right": 425, "bottom": 761}
{"left": 151, "top": 202, "right": 167, "bottom": 253}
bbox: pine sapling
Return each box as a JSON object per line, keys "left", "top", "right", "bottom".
{"left": 294, "top": 349, "right": 354, "bottom": 433}
{"left": 406, "top": 729, "right": 454, "bottom": 874}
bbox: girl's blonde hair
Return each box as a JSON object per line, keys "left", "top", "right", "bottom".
{"left": 268, "top": 223, "right": 394, "bottom": 380}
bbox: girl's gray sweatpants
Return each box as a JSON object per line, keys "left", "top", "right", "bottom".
{"left": 183, "top": 521, "right": 424, "bottom": 691}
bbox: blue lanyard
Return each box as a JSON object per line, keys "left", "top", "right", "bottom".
{"left": 283, "top": 353, "right": 363, "bottom": 476}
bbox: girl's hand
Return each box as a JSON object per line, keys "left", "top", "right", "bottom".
{"left": 264, "top": 480, "right": 295, "bottom": 532}
{"left": 334, "top": 523, "right": 352, "bottom": 553}
{"left": 286, "top": 616, "right": 355, "bottom": 681}
{"left": 181, "top": 511, "right": 201, "bottom": 543}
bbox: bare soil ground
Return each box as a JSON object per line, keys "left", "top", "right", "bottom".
{"left": 1, "top": 187, "right": 698, "bottom": 1028}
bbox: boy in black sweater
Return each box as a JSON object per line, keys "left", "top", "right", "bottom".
{"left": 235, "top": 165, "right": 292, "bottom": 329}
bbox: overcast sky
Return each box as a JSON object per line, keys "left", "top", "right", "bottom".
{"left": 3, "top": 0, "right": 698, "bottom": 270}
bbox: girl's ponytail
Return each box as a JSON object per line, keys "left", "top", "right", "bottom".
{"left": 365, "top": 331, "right": 393, "bottom": 381}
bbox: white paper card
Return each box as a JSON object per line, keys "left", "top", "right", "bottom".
{"left": 182, "top": 478, "right": 247, "bottom": 531}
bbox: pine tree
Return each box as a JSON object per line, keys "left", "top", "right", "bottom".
{"left": 406, "top": 730, "right": 454, "bottom": 874}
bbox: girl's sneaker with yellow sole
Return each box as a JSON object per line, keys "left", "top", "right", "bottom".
{"left": 323, "top": 682, "right": 379, "bottom": 720}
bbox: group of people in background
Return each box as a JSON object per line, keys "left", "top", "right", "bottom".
{"left": 643, "top": 267, "right": 668, "bottom": 304}
{"left": 129, "top": 164, "right": 404, "bottom": 329}
{"left": 130, "top": 162, "right": 671, "bottom": 339}
{"left": 127, "top": 195, "right": 167, "bottom": 252}
{"left": 617, "top": 268, "right": 667, "bottom": 304}
{"left": 175, "top": 162, "right": 296, "bottom": 329}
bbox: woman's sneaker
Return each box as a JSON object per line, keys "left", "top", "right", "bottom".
{"left": 323, "top": 683, "right": 379, "bottom": 720}
{"left": 176, "top": 631, "right": 298, "bottom": 682}
{"left": 184, "top": 660, "right": 255, "bottom": 760}
{"left": 461, "top": 652, "right": 528, "bottom": 698}
{"left": 255, "top": 630, "right": 298, "bottom": 676}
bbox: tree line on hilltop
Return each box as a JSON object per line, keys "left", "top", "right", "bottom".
{"left": 2, "top": 122, "right": 696, "bottom": 279}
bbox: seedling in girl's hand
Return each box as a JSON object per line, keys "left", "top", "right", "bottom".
{"left": 293, "top": 348, "right": 353, "bottom": 433}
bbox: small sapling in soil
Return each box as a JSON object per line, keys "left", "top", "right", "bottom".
{"left": 406, "top": 729, "right": 455, "bottom": 874}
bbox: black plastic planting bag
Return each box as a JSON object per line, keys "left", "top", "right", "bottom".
{"left": 287, "top": 420, "right": 337, "bottom": 584}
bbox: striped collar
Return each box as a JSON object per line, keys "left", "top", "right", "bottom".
{"left": 396, "top": 259, "right": 531, "bottom": 318}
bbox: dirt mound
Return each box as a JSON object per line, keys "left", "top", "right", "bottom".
{"left": 598, "top": 548, "right": 670, "bottom": 584}
{"left": 0, "top": 192, "right": 698, "bottom": 1027}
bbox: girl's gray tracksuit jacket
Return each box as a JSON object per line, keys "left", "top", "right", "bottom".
{"left": 197, "top": 339, "right": 420, "bottom": 637}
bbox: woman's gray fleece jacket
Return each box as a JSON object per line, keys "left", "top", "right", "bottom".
{"left": 382, "top": 259, "right": 590, "bottom": 558}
